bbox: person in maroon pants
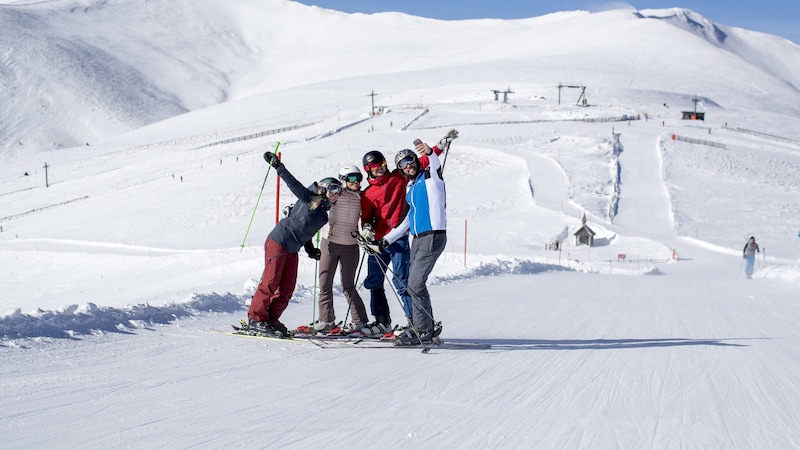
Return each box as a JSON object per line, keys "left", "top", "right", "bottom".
{"left": 246, "top": 152, "right": 341, "bottom": 338}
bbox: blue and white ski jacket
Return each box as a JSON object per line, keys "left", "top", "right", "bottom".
{"left": 384, "top": 151, "right": 446, "bottom": 244}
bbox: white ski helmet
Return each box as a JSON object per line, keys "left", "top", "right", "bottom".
{"left": 338, "top": 164, "right": 363, "bottom": 184}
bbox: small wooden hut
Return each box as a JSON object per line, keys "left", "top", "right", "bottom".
{"left": 573, "top": 214, "right": 596, "bottom": 247}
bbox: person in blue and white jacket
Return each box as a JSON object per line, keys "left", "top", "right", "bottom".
{"left": 378, "top": 130, "right": 457, "bottom": 344}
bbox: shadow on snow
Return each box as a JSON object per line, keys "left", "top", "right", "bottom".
{"left": 447, "top": 337, "right": 751, "bottom": 350}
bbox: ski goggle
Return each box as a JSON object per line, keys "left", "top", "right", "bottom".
{"left": 365, "top": 160, "right": 387, "bottom": 171}
{"left": 326, "top": 184, "right": 342, "bottom": 195}
{"left": 398, "top": 156, "right": 417, "bottom": 169}
{"left": 342, "top": 173, "right": 362, "bottom": 183}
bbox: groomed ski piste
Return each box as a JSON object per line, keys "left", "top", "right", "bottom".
{"left": 2, "top": 1, "right": 800, "bottom": 448}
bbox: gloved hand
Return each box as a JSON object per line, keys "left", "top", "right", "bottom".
{"left": 364, "top": 239, "right": 388, "bottom": 255}
{"left": 306, "top": 247, "right": 321, "bottom": 260}
{"left": 361, "top": 224, "right": 375, "bottom": 241}
{"left": 263, "top": 151, "right": 282, "bottom": 168}
{"left": 303, "top": 240, "right": 320, "bottom": 260}
{"left": 437, "top": 129, "right": 459, "bottom": 150}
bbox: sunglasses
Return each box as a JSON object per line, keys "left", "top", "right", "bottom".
{"left": 365, "top": 160, "right": 387, "bottom": 171}
{"left": 342, "top": 173, "right": 362, "bottom": 183}
{"left": 326, "top": 184, "right": 342, "bottom": 195}
{"left": 398, "top": 156, "right": 417, "bottom": 170}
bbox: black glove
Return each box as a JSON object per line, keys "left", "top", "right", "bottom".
{"left": 437, "top": 129, "right": 459, "bottom": 150}
{"left": 263, "top": 151, "right": 282, "bottom": 168}
{"left": 303, "top": 240, "right": 320, "bottom": 260}
{"left": 306, "top": 248, "right": 321, "bottom": 260}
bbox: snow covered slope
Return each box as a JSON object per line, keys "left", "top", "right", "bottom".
{"left": 1, "top": 1, "right": 799, "bottom": 448}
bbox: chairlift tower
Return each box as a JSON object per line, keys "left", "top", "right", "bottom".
{"left": 558, "top": 84, "right": 587, "bottom": 106}
{"left": 490, "top": 87, "right": 514, "bottom": 103}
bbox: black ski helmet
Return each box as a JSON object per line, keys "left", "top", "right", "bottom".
{"left": 362, "top": 150, "right": 386, "bottom": 178}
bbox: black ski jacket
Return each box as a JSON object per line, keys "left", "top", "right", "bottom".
{"left": 268, "top": 165, "right": 331, "bottom": 253}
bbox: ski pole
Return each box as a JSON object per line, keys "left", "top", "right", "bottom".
{"left": 440, "top": 140, "right": 452, "bottom": 173}
{"left": 371, "top": 251, "right": 431, "bottom": 323}
{"left": 438, "top": 129, "right": 458, "bottom": 173}
{"left": 414, "top": 129, "right": 457, "bottom": 174}
{"left": 370, "top": 252, "right": 429, "bottom": 351}
{"left": 366, "top": 242, "right": 441, "bottom": 329}
{"left": 240, "top": 142, "right": 281, "bottom": 251}
{"left": 736, "top": 257, "right": 744, "bottom": 279}
{"left": 311, "top": 230, "right": 321, "bottom": 335}
{"left": 356, "top": 237, "right": 434, "bottom": 352}
{"left": 355, "top": 236, "right": 421, "bottom": 320}
{"left": 355, "top": 236, "right": 413, "bottom": 323}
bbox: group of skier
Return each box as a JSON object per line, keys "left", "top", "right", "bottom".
{"left": 244, "top": 129, "right": 458, "bottom": 345}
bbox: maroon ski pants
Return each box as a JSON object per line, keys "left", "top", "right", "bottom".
{"left": 248, "top": 238, "right": 298, "bottom": 324}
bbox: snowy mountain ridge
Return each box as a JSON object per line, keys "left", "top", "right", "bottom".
{"left": 1, "top": 0, "right": 799, "bottom": 156}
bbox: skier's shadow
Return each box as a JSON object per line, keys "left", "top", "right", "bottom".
{"left": 448, "top": 337, "right": 752, "bottom": 351}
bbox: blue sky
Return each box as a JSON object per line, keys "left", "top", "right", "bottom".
{"left": 293, "top": 1, "right": 799, "bottom": 44}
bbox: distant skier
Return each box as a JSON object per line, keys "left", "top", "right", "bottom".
{"left": 742, "top": 236, "right": 760, "bottom": 279}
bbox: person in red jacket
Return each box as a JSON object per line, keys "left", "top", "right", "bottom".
{"left": 359, "top": 150, "right": 412, "bottom": 335}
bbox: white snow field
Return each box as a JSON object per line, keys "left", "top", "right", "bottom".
{"left": 1, "top": 1, "right": 800, "bottom": 448}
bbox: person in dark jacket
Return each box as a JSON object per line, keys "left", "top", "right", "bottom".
{"left": 246, "top": 152, "right": 341, "bottom": 337}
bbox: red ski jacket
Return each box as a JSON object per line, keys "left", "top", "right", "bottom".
{"left": 360, "top": 145, "right": 442, "bottom": 239}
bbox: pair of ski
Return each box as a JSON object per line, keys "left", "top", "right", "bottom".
{"left": 228, "top": 323, "right": 491, "bottom": 352}
{"left": 231, "top": 322, "right": 372, "bottom": 344}
{"left": 294, "top": 322, "right": 375, "bottom": 339}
